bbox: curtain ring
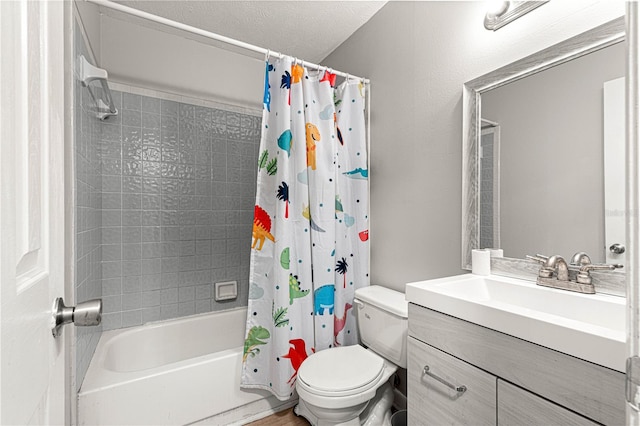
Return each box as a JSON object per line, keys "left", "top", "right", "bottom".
{"left": 265, "top": 49, "right": 270, "bottom": 62}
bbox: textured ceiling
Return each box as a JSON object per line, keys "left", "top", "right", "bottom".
{"left": 110, "top": 1, "right": 387, "bottom": 63}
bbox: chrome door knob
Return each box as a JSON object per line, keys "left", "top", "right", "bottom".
{"left": 609, "top": 243, "right": 626, "bottom": 254}
{"left": 52, "top": 297, "right": 102, "bottom": 337}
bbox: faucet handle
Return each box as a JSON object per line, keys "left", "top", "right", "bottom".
{"left": 576, "top": 263, "right": 623, "bottom": 284}
{"left": 526, "top": 254, "right": 555, "bottom": 278}
{"left": 570, "top": 252, "right": 592, "bottom": 266}
{"left": 526, "top": 254, "right": 549, "bottom": 264}
{"left": 579, "top": 263, "right": 623, "bottom": 272}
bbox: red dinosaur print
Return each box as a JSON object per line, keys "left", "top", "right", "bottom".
{"left": 282, "top": 338, "right": 315, "bottom": 386}
{"left": 252, "top": 205, "right": 275, "bottom": 250}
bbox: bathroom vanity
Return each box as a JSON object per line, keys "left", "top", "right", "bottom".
{"left": 405, "top": 275, "right": 626, "bottom": 425}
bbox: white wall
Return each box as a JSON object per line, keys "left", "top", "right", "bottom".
{"left": 323, "top": 1, "right": 625, "bottom": 292}
{"left": 99, "top": 15, "right": 263, "bottom": 109}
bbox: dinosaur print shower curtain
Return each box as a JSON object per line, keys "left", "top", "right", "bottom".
{"left": 240, "top": 56, "right": 369, "bottom": 400}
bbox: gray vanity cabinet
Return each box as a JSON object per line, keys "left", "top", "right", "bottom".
{"left": 408, "top": 303, "right": 625, "bottom": 425}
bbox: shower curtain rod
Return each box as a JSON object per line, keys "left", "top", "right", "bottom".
{"left": 85, "top": 0, "right": 370, "bottom": 84}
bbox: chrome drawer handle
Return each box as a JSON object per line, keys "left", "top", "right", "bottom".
{"left": 423, "top": 365, "right": 467, "bottom": 394}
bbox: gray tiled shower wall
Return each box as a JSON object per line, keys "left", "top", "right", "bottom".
{"left": 98, "top": 90, "right": 261, "bottom": 330}
{"left": 75, "top": 22, "right": 104, "bottom": 389}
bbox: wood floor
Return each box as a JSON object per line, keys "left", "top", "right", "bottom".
{"left": 247, "top": 408, "right": 310, "bottom": 426}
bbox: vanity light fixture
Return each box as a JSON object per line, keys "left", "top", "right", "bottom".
{"left": 486, "top": 1, "right": 510, "bottom": 20}
{"left": 484, "top": 1, "right": 549, "bottom": 31}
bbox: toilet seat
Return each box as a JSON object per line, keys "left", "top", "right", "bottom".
{"left": 298, "top": 345, "right": 385, "bottom": 397}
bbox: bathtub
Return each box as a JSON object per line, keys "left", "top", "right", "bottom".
{"left": 78, "top": 308, "right": 293, "bottom": 425}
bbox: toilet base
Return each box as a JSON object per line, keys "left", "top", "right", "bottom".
{"left": 360, "top": 382, "right": 394, "bottom": 426}
{"left": 295, "top": 380, "right": 396, "bottom": 426}
{"left": 294, "top": 398, "right": 364, "bottom": 426}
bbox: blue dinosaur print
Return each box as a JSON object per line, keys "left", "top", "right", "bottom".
{"left": 314, "top": 284, "right": 335, "bottom": 315}
{"left": 263, "top": 62, "right": 272, "bottom": 112}
{"left": 278, "top": 129, "right": 293, "bottom": 157}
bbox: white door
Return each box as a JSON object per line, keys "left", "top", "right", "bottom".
{"left": 1, "top": 1, "right": 68, "bottom": 424}
{"left": 604, "top": 77, "right": 626, "bottom": 266}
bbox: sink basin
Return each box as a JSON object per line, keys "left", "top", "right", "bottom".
{"left": 405, "top": 274, "right": 626, "bottom": 372}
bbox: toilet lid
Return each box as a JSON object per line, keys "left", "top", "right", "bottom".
{"left": 298, "top": 345, "right": 384, "bottom": 392}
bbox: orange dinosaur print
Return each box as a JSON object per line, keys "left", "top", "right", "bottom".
{"left": 252, "top": 205, "right": 275, "bottom": 250}
{"left": 282, "top": 338, "right": 314, "bottom": 385}
{"left": 305, "top": 123, "right": 320, "bottom": 170}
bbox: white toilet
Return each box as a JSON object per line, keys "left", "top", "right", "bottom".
{"left": 294, "top": 286, "right": 408, "bottom": 426}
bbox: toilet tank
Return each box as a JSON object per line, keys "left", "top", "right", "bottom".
{"left": 354, "top": 286, "right": 408, "bottom": 368}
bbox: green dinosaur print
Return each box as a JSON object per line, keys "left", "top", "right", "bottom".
{"left": 243, "top": 326, "right": 270, "bottom": 362}
{"left": 289, "top": 273, "right": 310, "bottom": 305}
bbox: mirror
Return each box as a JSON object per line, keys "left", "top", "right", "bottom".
{"left": 462, "top": 17, "right": 625, "bottom": 270}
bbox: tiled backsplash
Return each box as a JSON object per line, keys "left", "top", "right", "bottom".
{"left": 98, "top": 89, "right": 261, "bottom": 330}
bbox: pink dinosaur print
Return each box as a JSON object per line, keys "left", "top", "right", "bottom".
{"left": 333, "top": 303, "right": 353, "bottom": 347}
{"left": 282, "top": 338, "right": 315, "bottom": 386}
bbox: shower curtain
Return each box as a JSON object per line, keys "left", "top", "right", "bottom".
{"left": 240, "top": 56, "right": 369, "bottom": 400}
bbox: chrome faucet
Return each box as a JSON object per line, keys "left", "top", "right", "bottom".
{"left": 526, "top": 253, "right": 622, "bottom": 294}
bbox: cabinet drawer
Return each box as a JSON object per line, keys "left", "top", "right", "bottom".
{"left": 498, "top": 380, "right": 598, "bottom": 426}
{"left": 408, "top": 337, "right": 497, "bottom": 425}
